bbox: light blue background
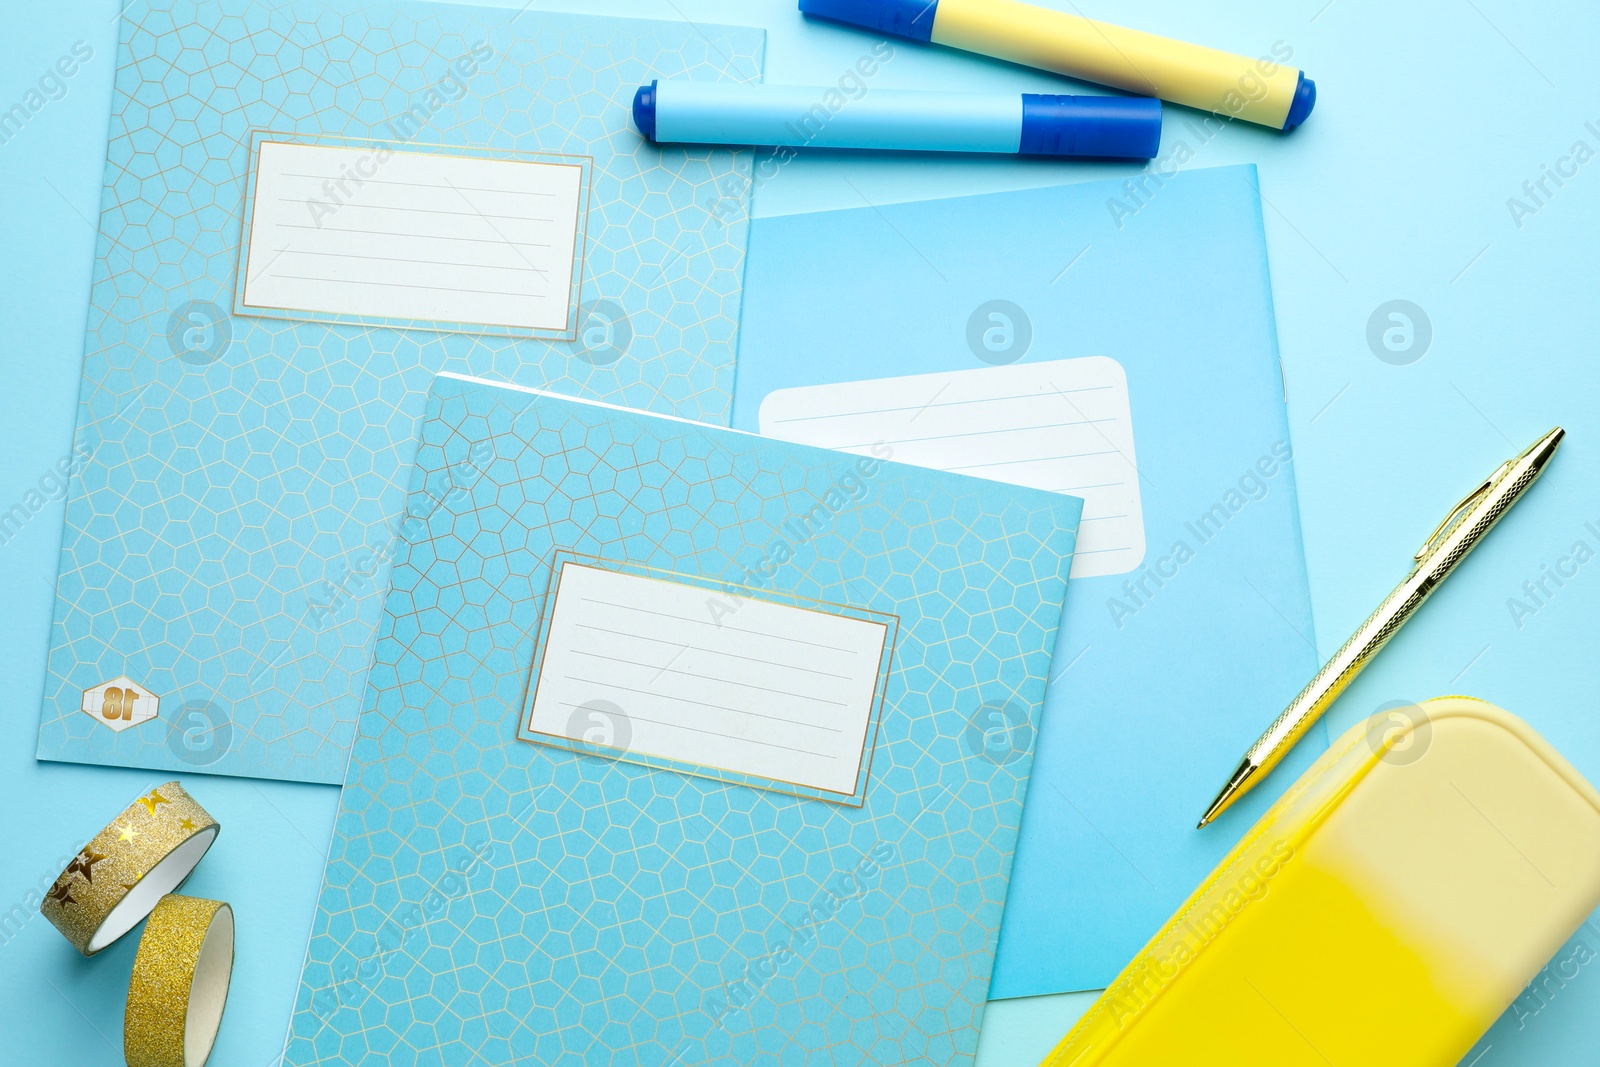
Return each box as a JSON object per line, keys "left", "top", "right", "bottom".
{"left": 3, "top": 1, "right": 1597, "bottom": 1064}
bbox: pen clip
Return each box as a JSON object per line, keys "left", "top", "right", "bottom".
{"left": 1414, "top": 461, "right": 1512, "bottom": 562}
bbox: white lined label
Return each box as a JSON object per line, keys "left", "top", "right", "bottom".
{"left": 526, "top": 563, "right": 889, "bottom": 797}
{"left": 759, "top": 357, "right": 1144, "bottom": 578}
{"left": 241, "top": 140, "right": 583, "bottom": 332}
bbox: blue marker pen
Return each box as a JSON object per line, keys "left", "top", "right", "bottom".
{"left": 632, "top": 80, "right": 1162, "bottom": 159}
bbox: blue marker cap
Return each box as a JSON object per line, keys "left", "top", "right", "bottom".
{"left": 1283, "top": 71, "right": 1316, "bottom": 130}
{"left": 798, "top": 0, "right": 937, "bottom": 42}
{"left": 633, "top": 80, "right": 658, "bottom": 141}
{"left": 1020, "top": 95, "right": 1162, "bottom": 159}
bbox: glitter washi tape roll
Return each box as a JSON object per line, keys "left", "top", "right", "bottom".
{"left": 40, "top": 782, "right": 220, "bottom": 956}
{"left": 125, "top": 895, "right": 235, "bottom": 1067}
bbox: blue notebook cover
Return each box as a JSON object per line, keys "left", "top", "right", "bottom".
{"left": 282, "top": 373, "right": 1081, "bottom": 1065}
{"left": 37, "top": 0, "right": 764, "bottom": 784}
{"left": 734, "top": 165, "right": 1324, "bottom": 995}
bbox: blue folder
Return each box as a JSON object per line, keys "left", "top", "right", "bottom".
{"left": 285, "top": 373, "right": 1082, "bottom": 1065}
{"left": 733, "top": 164, "right": 1326, "bottom": 995}
{"left": 36, "top": 0, "right": 765, "bottom": 785}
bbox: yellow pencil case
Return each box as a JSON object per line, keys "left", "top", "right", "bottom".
{"left": 1041, "top": 696, "right": 1600, "bottom": 1066}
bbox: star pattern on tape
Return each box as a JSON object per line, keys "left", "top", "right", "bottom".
{"left": 137, "top": 789, "right": 170, "bottom": 815}
{"left": 65, "top": 848, "right": 107, "bottom": 884}
{"left": 178, "top": 817, "right": 196, "bottom": 832}
{"left": 47, "top": 881, "right": 78, "bottom": 907}
{"left": 118, "top": 823, "right": 140, "bottom": 844}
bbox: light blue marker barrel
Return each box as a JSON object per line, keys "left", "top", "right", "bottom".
{"left": 633, "top": 80, "right": 1162, "bottom": 159}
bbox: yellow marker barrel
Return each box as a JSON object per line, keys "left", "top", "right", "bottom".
{"left": 1040, "top": 698, "right": 1600, "bottom": 1065}
{"left": 800, "top": 0, "right": 1316, "bottom": 130}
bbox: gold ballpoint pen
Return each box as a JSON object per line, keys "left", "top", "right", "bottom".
{"left": 1197, "top": 426, "right": 1566, "bottom": 829}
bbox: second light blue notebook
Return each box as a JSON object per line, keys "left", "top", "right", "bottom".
{"left": 38, "top": 0, "right": 765, "bottom": 785}
{"left": 735, "top": 164, "right": 1325, "bottom": 995}
{"left": 284, "top": 373, "right": 1083, "bottom": 1064}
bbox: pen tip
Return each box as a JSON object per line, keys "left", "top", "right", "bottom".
{"left": 1197, "top": 757, "right": 1257, "bottom": 829}
{"left": 1521, "top": 426, "right": 1566, "bottom": 471}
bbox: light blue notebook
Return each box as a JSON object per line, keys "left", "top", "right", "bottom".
{"left": 37, "top": 0, "right": 764, "bottom": 784}
{"left": 734, "top": 165, "right": 1324, "bottom": 995}
{"left": 283, "top": 373, "right": 1082, "bottom": 1065}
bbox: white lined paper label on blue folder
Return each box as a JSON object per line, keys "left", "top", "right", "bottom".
{"left": 523, "top": 559, "right": 893, "bottom": 800}
{"left": 759, "top": 357, "right": 1144, "bottom": 578}
{"left": 239, "top": 138, "right": 587, "bottom": 335}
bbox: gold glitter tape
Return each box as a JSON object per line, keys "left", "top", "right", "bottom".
{"left": 125, "top": 895, "right": 235, "bottom": 1067}
{"left": 39, "top": 781, "right": 221, "bottom": 956}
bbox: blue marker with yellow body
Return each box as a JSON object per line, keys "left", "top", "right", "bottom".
{"left": 800, "top": 0, "right": 1315, "bottom": 131}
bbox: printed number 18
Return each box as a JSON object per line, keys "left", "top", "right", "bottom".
{"left": 103, "top": 686, "right": 135, "bottom": 721}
